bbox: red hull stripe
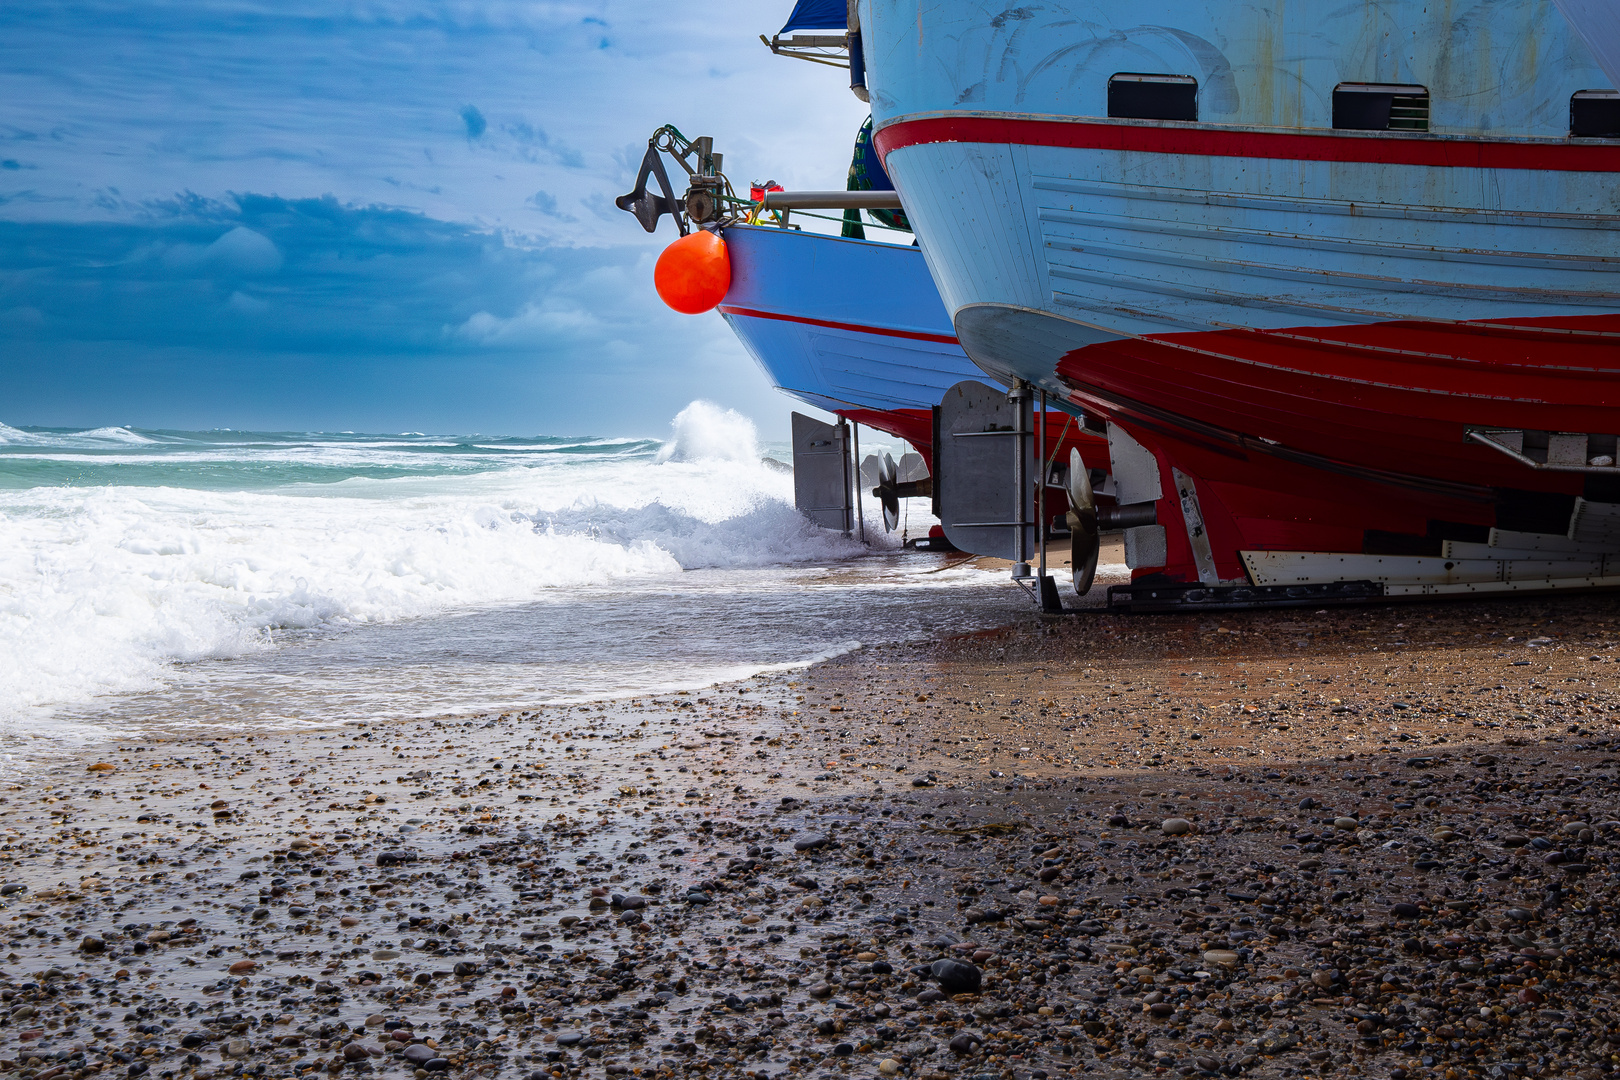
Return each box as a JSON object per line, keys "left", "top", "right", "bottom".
{"left": 874, "top": 115, "right": 1620, "bottom": 173}
{"left": 718, "top": 305, "right": 959, "bottom": 345}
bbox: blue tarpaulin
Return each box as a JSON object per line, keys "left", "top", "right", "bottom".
{"left": 778, "top": 0, "right": 844, "bottom": 33}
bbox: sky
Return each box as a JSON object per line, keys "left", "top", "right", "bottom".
{"left": 0, "top": 1, "right": 871, "bottom": 438}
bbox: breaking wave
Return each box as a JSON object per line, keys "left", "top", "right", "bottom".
{"left": 0, "top": 404, "right": 882, "bottom": 728}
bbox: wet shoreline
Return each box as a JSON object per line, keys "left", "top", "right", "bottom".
{"left": 3, "top": 593, "right": 1620, "bottom": 1080}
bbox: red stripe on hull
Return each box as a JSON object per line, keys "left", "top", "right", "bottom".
{"left": 717, "top": 305, "right": 959, "bottom": 345}
{"left": 874, "top": 115, "right": 1620, "bottom": 172}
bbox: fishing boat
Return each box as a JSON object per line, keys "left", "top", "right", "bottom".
{"left": 720, "top": 220, "right": 981, "bottom": 465}
{"left": 619, "top": 123, "right": 1114, "bottom": 587}
{"left": 854, "top": 0, "right": 1620, "bottom": 605}
{"left": 720, "top": 219, "right": 1104, "bottom": 473}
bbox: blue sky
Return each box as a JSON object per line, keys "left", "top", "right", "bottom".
{"left": 0, "top": 1, "right": 870, "bottom": 437}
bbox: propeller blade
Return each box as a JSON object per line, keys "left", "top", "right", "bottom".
{"left": 879, "top": 452, "right": 899, "bottom": 531}
{"left": 859, "top": 454, "right": 883, "bottom": 490}
{"left": 1067, "top": 447, "right": 1099, "bottom": 595}
{"left": 1067, "top": 447, "right": 1094, "bottom": 515}
{"left": 896, "top": 452, "right": 929, "bottom": 484}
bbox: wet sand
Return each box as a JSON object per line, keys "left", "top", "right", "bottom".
{"left": 3, "top": 590, "right": 1620, "bottom": 1080}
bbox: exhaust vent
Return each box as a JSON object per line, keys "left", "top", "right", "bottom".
{"left": 1333, "top": 83, "right": 1430, "bottom": 132}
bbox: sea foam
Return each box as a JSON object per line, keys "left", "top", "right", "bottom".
{"left": 0, "top": 405, "right": 877, "bottom": 729}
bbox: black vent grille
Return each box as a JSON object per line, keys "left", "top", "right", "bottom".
{"left": 1333, "top": 83, "right": 1430, "bottom": 132}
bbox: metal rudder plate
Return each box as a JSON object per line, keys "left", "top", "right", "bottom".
{"left": 791, "top": 412, "right": 852, "bottom": 533}
{"left": 1108, "top": 422, "right": 1166, "bottom": 570}
{"left": 937, "top": 380, "right": 1034, "bottom": 561}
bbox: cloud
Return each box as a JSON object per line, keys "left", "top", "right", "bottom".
{"left": 525, "top": 189, "right": 576, "bottom": 220}
{"left": 504, "top": 122, "right": 585, "bottom": 169}
{"left": 451, "top": 303, "right": 600, "bottom": 345}
{"left": 206, "top": 226, "right": 282, "bottom": 275}
{"left": 0, "top": 0, "right": 881, "bottom": 435}
{"left": 0, "top": 190, "right": 787, "bottom": 435}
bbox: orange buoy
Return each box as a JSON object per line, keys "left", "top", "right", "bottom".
{"left": 654, "top": 229, "right": 730, "bottom": 314}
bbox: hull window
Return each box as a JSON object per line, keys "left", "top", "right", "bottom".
{"left": 1572, "top": 90, "right": 1620, "bottom": 138}
{"left": 1107, "top": 73, "right": 1197, "bottom": 122}
{"left": 1332, "top": 83, "right": 1430, "bottom": 132}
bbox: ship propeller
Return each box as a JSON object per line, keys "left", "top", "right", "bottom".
{"left": 875, "top": 452, "right": 901, "bottom": 532}
{"left": 1066, "top": 447, "right": 1099, "bottom": 596}
{"left": 864, "top": 452, "right": 935, "bottom": 532}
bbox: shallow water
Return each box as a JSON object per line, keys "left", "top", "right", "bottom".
{"left": 0, "top": 404, "right": 1023, "bottom": 749}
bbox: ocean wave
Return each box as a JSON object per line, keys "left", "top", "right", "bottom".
{"left": 0, "top": 403, "right": 885, "bottom": 727}
{"left": 0, "top": 421, "right": 158, "bottom": 447}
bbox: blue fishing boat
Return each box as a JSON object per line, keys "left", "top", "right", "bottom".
{"left": 855, "top": 0, "right": 1620, "bottom": 602}
{"left": 718, "top": 221, "right": 976, "bottom": 461}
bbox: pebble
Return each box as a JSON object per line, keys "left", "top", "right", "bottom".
{"left": 3, "top": 600, "right": 1618, "bottom": 1080}
{"left": 924, "top": 958, "right": 982, "bottom": 994}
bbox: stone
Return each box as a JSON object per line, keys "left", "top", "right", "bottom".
{"left": 79, "top": 936, "right": 105, "bottom": 953}
{"left": 879, "top": 1059, "right": 900, "bottom": 1075}
{"left": 793, "top": 833, "right": 829, "bottom": 851}
{"left": 1334, "top": 817, "right": 1359, "bottom": 831}
{"left": 1161, "top": 818, "right": 1192, "bottom": 836}
{"left": 948, "top": 1033, "right": 982, "bottom": 1056}
{"left": 1202, "top": 950, "right": 1240, "bottom": 967}
{"left": 926, "top": 958, "right": 982, "bottom": 994}
{"left": 227, "top": 960, "right": 257, "bottom": 974}
{"left": 402, "top": 1045, "right": 436, "bottom": 1065}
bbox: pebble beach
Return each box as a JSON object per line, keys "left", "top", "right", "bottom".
{"left": 4, "top": 593, "right": 1620, "bottom": 1080}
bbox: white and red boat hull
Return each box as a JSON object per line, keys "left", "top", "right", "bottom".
{"left": 860, "top": 0, "right": 1620, "bottom": 591}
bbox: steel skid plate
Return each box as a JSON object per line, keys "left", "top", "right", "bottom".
{"left": 791, "top": 412, "right": 852, "bottom": 532}
{"left": 936, "top": 380, "right": 1034, "bottom": 561}
{"left": 1243, "top": 548, "right": 1620, "bottom": 596}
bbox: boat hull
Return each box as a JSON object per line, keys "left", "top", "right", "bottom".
{"left": 858, "top": 0, "right": 1620, "bottom": 583}
{"left": 719, "top": 222, "right": 1107, "bottom": 471}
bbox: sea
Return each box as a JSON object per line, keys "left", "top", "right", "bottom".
{"left": 0, "top": 402, "right": 1027, "bottom": 756}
